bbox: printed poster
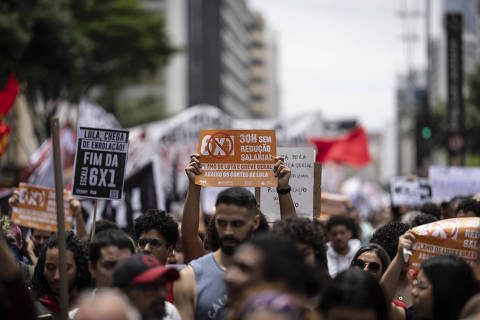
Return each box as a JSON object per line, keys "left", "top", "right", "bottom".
{"left": 12, "top": 183, "right": 72, "bottom": 232}
{"left": 390, "top": 177, "right": 432, "bottom": 206}
{"left": 72, "top": 127, "right": 129, "bottom": 200}
{"left": 409, "top": 217, "right": 480, "bottom": 271}
{"left": 260, "top": 147, "right": 315, "bottom": 221}
{"left": 195, "top": 130, "right": 277, "bottom": 187}
{"left": 429, "top": 166, "right": 480, "bottom": 202}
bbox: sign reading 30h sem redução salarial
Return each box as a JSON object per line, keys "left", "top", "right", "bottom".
{"left": 72, "top": 127, "right": 129, "bottom": 200}
{"left": 195, "top": 130, "right": 277, "bottom": 188}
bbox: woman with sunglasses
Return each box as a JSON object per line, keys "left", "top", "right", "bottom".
{"left": 350, "top": 243, "right": 391, "bottom": 281}
{"left": 382, "top": 231, "right": 479, "bottom": 320}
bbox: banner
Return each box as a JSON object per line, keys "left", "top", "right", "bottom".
{"left": 409, "top": 217, "right": 479, "bottom": 271}
{"left": 195, "top": 130, "right": 276, "bottom": 187}
{"left": 72, "top": 127, "right": 129, "bottom": 200}
{"left": 260, "top": 147, "right": 315, "bottom": 221}
{"left": 390, "top": 177, "right": 432, "bottom": 206}
{"left": 12, "top": 183, "right": 72, "bottom": 232}
{"left": 429, "top": 166, "right": 480, "bottom": 202}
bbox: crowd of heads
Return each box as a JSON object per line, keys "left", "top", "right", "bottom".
{"left": 2, "top": 183, "right": 480, "bottom": 320}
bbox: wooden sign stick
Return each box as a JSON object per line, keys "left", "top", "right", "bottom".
{"left": 51, "top": 117, "right": 69, "bottom": 320}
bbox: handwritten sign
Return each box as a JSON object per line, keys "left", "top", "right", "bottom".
{"left": 195, "top": 130, "right": 276, "bottom": 187}
{"left": 260, "top": 147, "right": 314, "bottom": 221}
{"left": 409, "top": 217, "right": 480, "bottom": 271}
{"left": 72, "top": 127, "right": 129, "bottom": 200}
{"left": 429, "top": 166, "right": 480, "bottom": 202}
{"left": 390, "top": 177, "right": 432, "bottom": 206}
{"left": 12, "top": 183, "right": 72, "bottom": 232}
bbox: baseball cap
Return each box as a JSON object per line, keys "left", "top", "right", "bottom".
{"left": 113, "top": 254, "right": 179, "bottom": 288}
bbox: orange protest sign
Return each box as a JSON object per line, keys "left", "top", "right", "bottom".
{"left": 409, "top": 217, "right": 480, "bottom": 271}
{"left": 195, "top": 130, "right": 277, "bottom": 187}
{"left": 11, "top": 183, "right": 72, "bottom": 232}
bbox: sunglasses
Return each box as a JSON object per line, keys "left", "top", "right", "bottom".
{"left": 138, "top": 238, "right": 164, "bottom": 249}
{"left": 353, "top": 259, "right": 381, "bottom": 272}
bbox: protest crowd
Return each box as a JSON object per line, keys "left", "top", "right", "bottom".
{"left": 2, "top": 150, "right": 480, "bottom": 320}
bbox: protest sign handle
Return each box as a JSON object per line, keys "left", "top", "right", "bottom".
{"left": 89, "top": 200, "right": 98, "bottom": 242}
{"left": 255, "top": 188, "right": 261, "bottom": 206}
{"left": 51, "top": 117, "right": 69, "bottom": 320}
{"left": 313, "top": 162, "right": 322, "bottom": 219}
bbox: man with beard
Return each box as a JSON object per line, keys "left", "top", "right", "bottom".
{"left": 325, "top": 215, "right": 361, "bottom": 278}
{"left": 32, "top": 231, "right": 93, "bottom": 319}
{"left": 174, "top": 154, "right": 293, "bottom": 320}
{"left": 114, "top": 254, "right": 181, "bottom": 320}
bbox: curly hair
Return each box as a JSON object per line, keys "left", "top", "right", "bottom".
{"left": 456, "top": 198, "right": 480, "bottom": 217}
{"left": 370, "top": 221, "right": 410, "bottom": 261}
{"left": 272, "top": 217, "right": 327, "bottom": 271}
{"left": 134, "top": 209, "right": 179, "bottom": 247}
{"left": 32, "top": 231, "right": 92, "bottom": 298}
{"left": 411, "top": 213, "right": 438, "bottom": 228}
{"left": 420, "top": 202, "right": 441, "bottom": 219}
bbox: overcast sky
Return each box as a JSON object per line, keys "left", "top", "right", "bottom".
{"left": 248, "top": 0, "right": 430, "bottom": 131}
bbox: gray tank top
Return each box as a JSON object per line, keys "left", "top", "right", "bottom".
{"left": 190, "top": 253, "right": 227, "bottom": 320}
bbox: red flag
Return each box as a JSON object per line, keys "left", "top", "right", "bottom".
{"left": 0, "top": 74, "right": 19, "bottom": 117}
{"left": 308, "top": 126, "right": 371, "bottom": 167}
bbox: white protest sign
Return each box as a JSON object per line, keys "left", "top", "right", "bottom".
{"left": 429, "top": 166, "right": 480, "bottom": 202}
{"left": 390, "top": 177, "right": 432, "bottom": 206}
{"left": 260, "top": 147, "right": 314, "bottom": 221}
{"left": 72, "top": 127, "right": 130, "bottom": 200}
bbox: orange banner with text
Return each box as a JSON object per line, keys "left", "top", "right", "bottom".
{"left": 409, "top": 217, "right": 480, "bottom": 271}
{"left": 195, "top": 130, "right": 277, "bottom": 187}
{"left": 12, "top": 183, "right": 73, "bottom": 232}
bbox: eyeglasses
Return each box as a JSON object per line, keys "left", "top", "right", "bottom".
{"left": 353, "top": 259, "right": 381, "bottom": 272}
{"left": 137, "top": 238, "right": 164, "bottom": 249}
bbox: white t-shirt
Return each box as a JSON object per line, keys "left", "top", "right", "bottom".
{"left": 326, "top": 238, "right": 361, "bottom": 278}
{"left": 164, "top": 301, "right": 181, "bottom": 320}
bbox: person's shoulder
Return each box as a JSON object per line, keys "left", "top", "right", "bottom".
{"left": 190, "top": 252, "right": 213, "bottom": 263}
{"left": 348, "top": 238, "right": 361, "bottom": 251}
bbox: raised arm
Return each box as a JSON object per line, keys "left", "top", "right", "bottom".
{"left": 7, "top": 189, "right": 19, "bottom": 218}
{"left": 182, "top": 154, "right": 207, "bottom": 263}
{"left": 380, "top": 230, "right": 415, "bottom": 320}
{"left": 274, "top": 156, "right": 296, "bottom": 219}
{"left": 69, "top": 197, "right": 87, "bottom": 241}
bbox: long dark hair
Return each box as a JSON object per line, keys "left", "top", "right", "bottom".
{"left": 32, "top": 231, "right": 93, "bottom": 297}
{"left": 421, "top": 255, "right": 478, "bottom": 320}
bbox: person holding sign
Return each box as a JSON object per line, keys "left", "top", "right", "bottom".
{"left": 174, "top": 154, "right": 294, "bottom": 320}
{"left": 381, "top": 231, "right": 479, "bottom": 320}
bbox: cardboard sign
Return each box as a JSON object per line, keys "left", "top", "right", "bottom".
{"left": 390, "top": 177, "right": 432, "bottom": 206}
{"left": 429, "top": 165, "right": 480, "bottom": 202}
{"left": 12, "top": 183, "right": 72, "bottom": 232}
{"left": 72, "top": 127, "right": 129, "bottom": 200}
{"left": 260, "top": 147, "right": 314, "bottom": 221}
{"left": 195, "top": 130, "right": 277, "bottom": 187}
{"left": 409, "top": 217, "right": 480, "bottom": 271}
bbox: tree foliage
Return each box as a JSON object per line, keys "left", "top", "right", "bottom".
{"left": 0, "top": 0, "right": 174, "bottom": 139}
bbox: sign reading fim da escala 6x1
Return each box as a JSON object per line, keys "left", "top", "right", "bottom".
{"left": 72, "top": 127, "right": 130, "bottom": 200}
